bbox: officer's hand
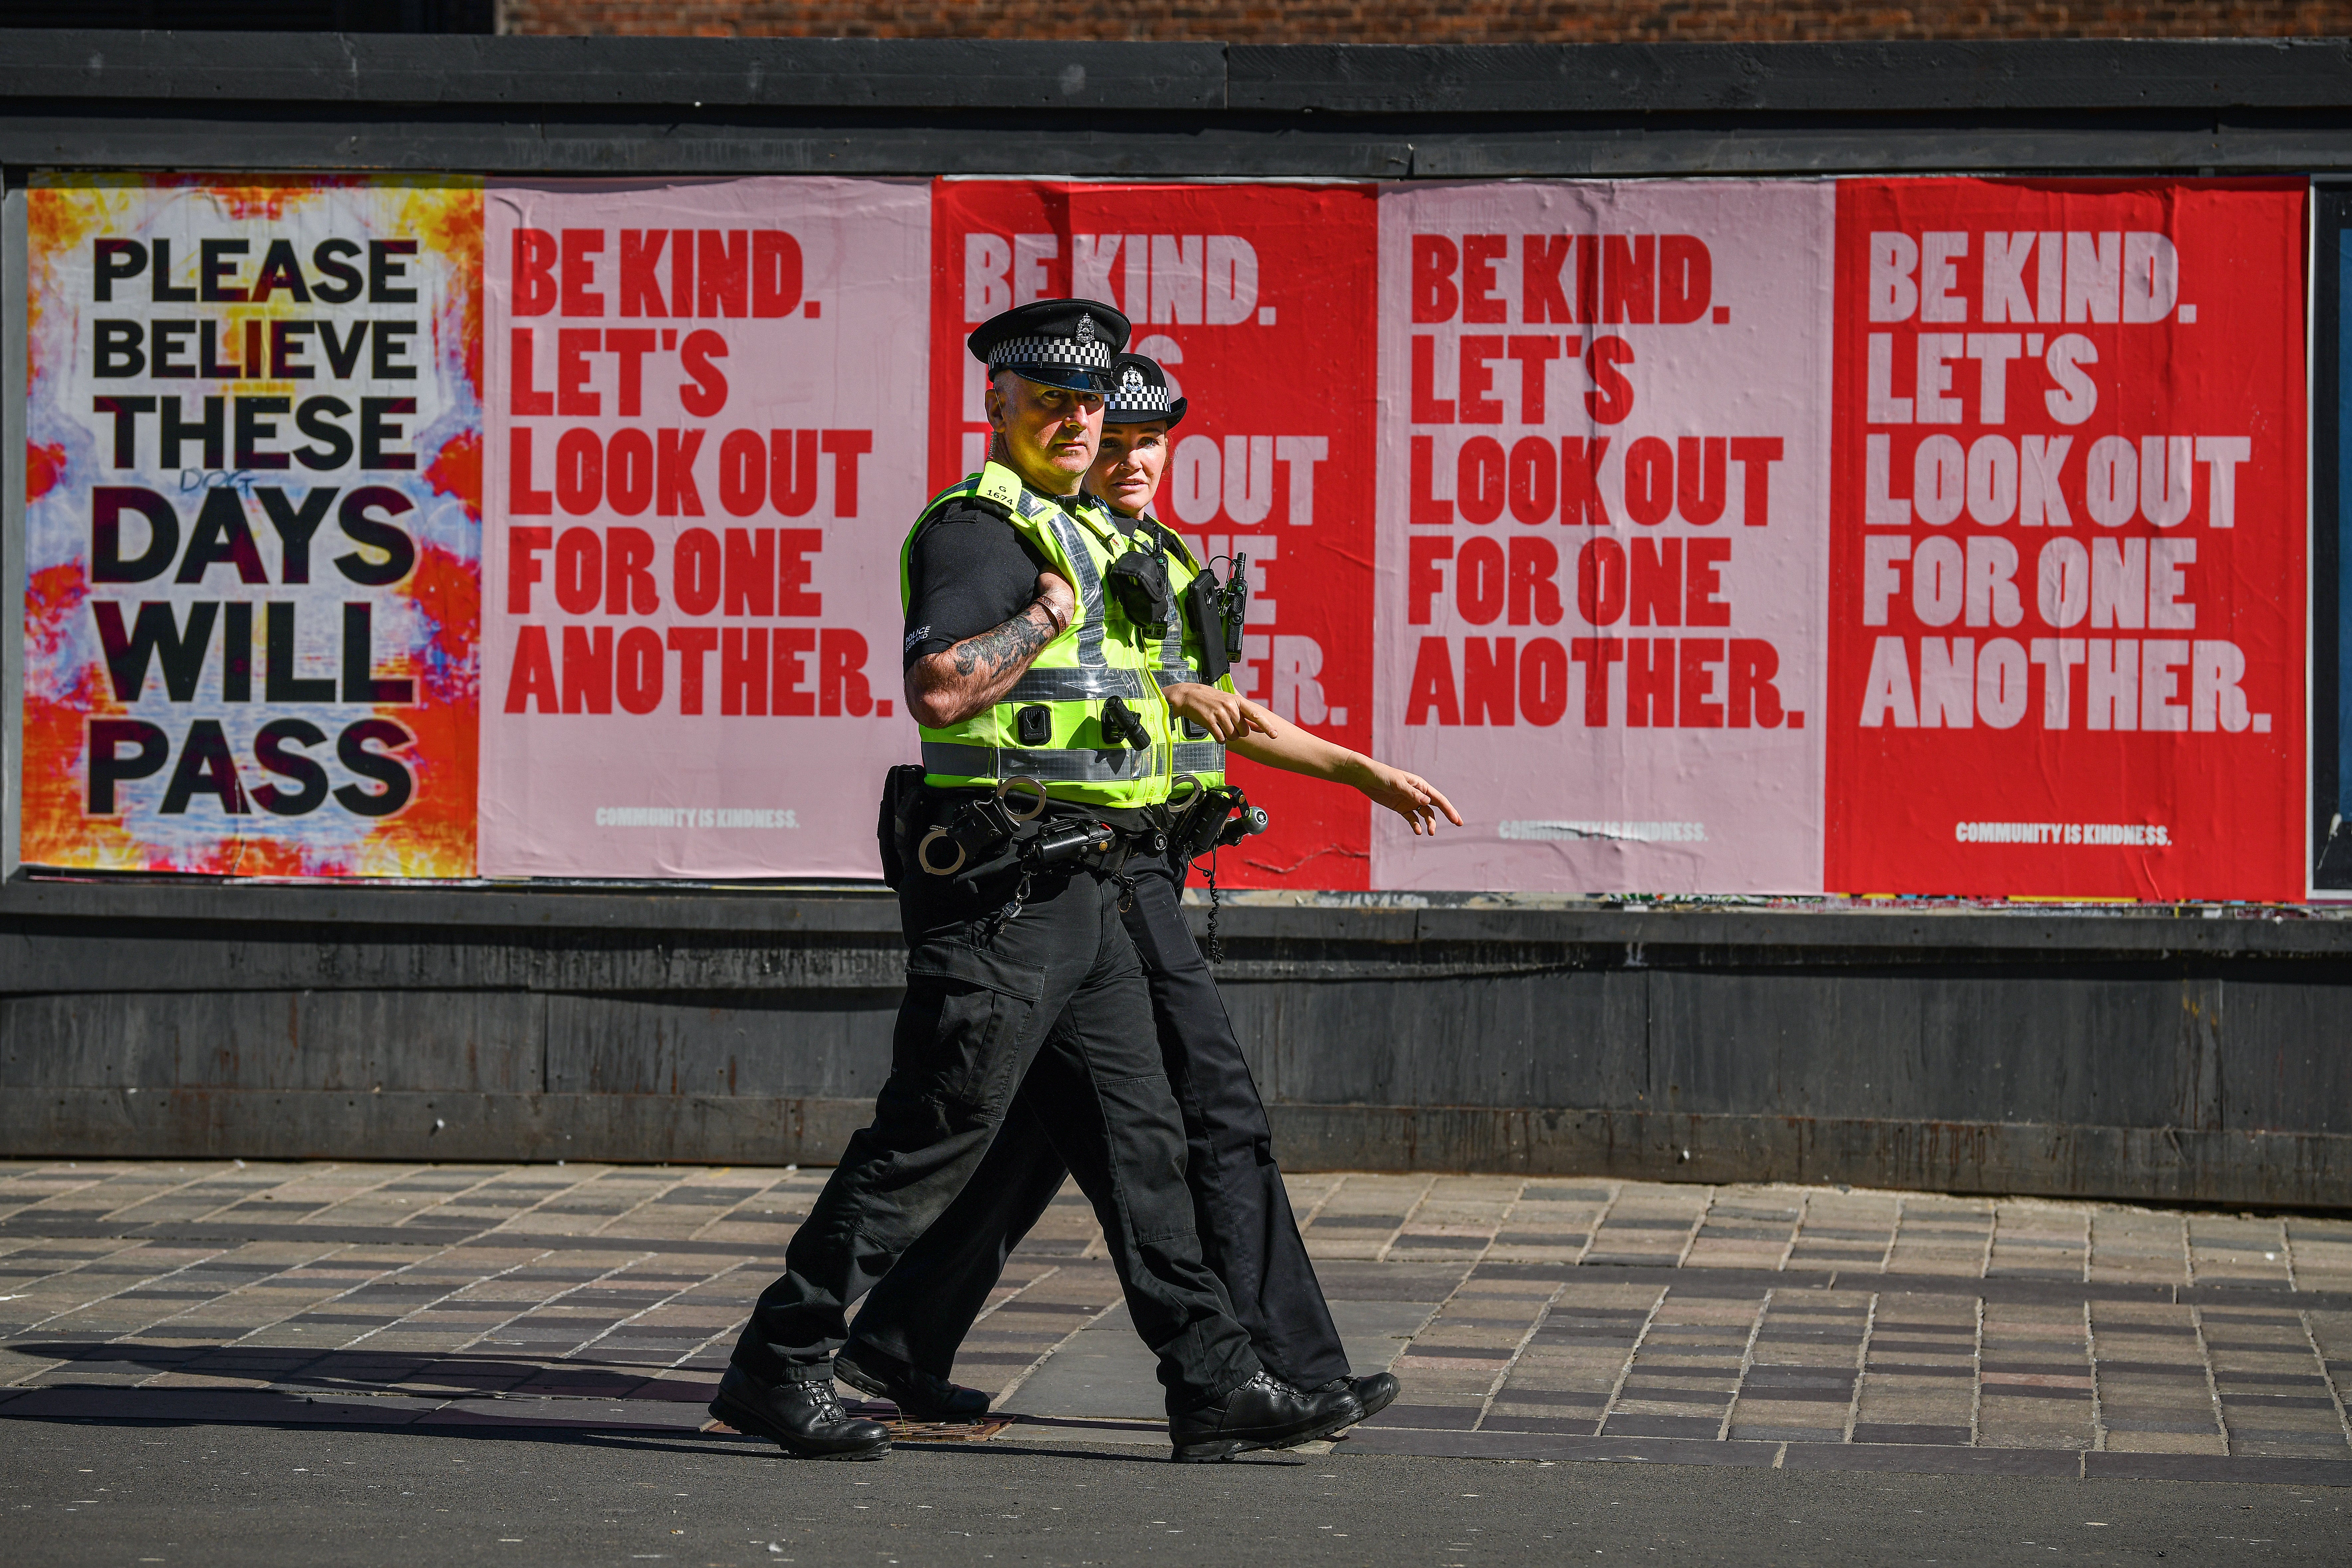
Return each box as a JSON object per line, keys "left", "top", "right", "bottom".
{"left": 1032, "top": 571, "right": 1077, "bottom": 634}
{"left": 1166, "top": 684, "right": 1276, "bottom": 744}
{"left": 1358, "top": 762, "right": 1463, "bottom": 836}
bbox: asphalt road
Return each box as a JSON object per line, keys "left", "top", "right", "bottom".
{"left": 5, "top": 1419, "right": 2346, "bottom": 1567}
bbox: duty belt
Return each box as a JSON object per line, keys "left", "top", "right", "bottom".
{"left": 922, "top": 740, "right": 1165, "bottom": 784}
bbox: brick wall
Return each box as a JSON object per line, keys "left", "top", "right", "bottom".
{"left": 499, "top": 1, "right": 2352, "bottom": 43}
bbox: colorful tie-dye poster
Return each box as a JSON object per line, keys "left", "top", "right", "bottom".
{"left": 22, "top": 175, "right": 482, "bottom": 876}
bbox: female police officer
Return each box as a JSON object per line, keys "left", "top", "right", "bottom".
{"left": 838, "top": 351, "right": 1459, "bottom": 1428}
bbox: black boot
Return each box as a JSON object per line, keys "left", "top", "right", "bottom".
{"left": 836, "top": 1339, "right": 992, "bottom": 1421}
{"left": 1314, "top": 1372, "right": 1399, "bottom": 1427}
{"left": 1168, "top": 1372, "right": 1364, "bottom": 1463}
{"left": 709, "top": 1364, "right": 891, "bottom": 1461}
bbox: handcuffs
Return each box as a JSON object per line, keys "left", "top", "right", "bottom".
{"left": 916, "top": 776, "right": 1117, "bottom": 889}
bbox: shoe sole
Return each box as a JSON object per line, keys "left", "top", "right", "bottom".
{"left": 707, "top": 1392, "right": 891, "bottom": 1462}
{"left": 832, "top": 1355, "right": 992, "bottom": 1424}
{"left": 1169, "top": 1401, "right": 1366, "bottom": 1464}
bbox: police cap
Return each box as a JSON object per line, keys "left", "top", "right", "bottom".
{"left": 1102, "top": 352, "right": 1188, "bottom": 428}
{"left": 968, "top": 298, "right": 1130, "bottom": 394}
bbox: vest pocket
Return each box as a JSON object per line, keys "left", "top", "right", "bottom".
{"left": 895, "top": 941, "right": 1048, "bottom": 1110}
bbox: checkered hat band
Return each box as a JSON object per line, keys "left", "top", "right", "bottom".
{"left": 1107, "top": 383, "right": 1173, "bottom": 414}
{"left": 988, "top": 335, "right": 1114, "bottom": 372}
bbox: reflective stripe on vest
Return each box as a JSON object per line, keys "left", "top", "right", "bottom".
{"left": 1170, "top": 740, "right": 1227, "bottom": 776}
{"left": 1006, "top": 667, "right": 1151, "bottom": 703}
{"left": 922, "top": 740, "right": 1167, "bottom": 785}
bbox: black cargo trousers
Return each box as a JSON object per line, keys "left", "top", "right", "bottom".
{"left": 728, "top": 805, "right": 1263, "bottom": 1414}
{"left": 847, "top": 843, "right": 1354, "bottom": 1391}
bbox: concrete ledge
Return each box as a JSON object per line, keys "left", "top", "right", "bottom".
{"left": 5, "top": 1090, "right": 2344, "bottom": 1206}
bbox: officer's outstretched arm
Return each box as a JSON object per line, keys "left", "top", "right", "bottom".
{"left": 905, "top": 571, "right": 1077, "bottom": 728}
{"left": 1225, "top": 702, "right": 1464, "bottom": 838}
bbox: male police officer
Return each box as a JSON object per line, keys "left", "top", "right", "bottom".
{"left": 839, "top": 352, "right": 1460, "bottom": 1422}
{"left": 713, "top": 304, "right": 1360, "bottom": 1464}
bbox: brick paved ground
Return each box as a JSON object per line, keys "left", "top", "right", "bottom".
{"left": 2, "top": 1161, "right": 2346, "bottom": 1484}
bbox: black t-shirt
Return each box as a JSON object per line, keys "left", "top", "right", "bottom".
{"left": 900, "top": 498, "right": 1057, "bottom": 670}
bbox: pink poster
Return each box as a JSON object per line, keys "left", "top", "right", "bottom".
{"left": 479, "top": 178, "right": 928, "bottom": 878}
{"left": 1372, "top": 181, "right": 1835, "bottom": 894}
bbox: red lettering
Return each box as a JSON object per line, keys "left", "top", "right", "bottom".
{"left": 823, "top": 428, "right": 873, "bottom": 518}
{"left": 509, "top": 428, "right": 553, "bottom": 516}
{"left": 560, "top": 228, "right": 605, "bottom": 318}
{"left": 673, "top": 528, "right": 721, "bottom": 615}
{"left": 1506, "top": 334, "right": 1559, "bottom": 423}
{"left": 607, "top": 526, "right": 659, "bottom": 613}
{"left": 1659, "top": 235, "right": 1712, "bottom": 324}
{"left": 772, "top": 430, "right": 818, "bottom": 517}
{"left": 1569, "top": 637, "right": 1624, "bottom": 725}
{"left": 619, "top": 229, "right": 668, "bottom": 318}
{"left": 1729, "top": 638, "right": 1784, "bottom": 728}
{"left": 753, "top": 231, "right": 803, "bottom": 318}
{"left": 779, "top": 528, "right": 823, "bottom": 616}
{"left": 508, "top": 526, "right": 552, "bottom": 613}
{"left": 1458, "top": 336, "right": 1504, "bottom": 425}
{"left": 1411, "top": 235, "right": 1459, "bottom": 323}
{"left": 666, "top": 626, "right": 718, "bottom": 714}
{"left": 1411, "top": 335, "right": 1455, "bottom": 424}
{"left": 724, "top": 527, "right": 775, "bottom": 616}
{"left": 1602, "top": 233, "right": 1654, "bottom": 324}
{"left": 698, "top": 229, "right": 748, "bottom": 318}
{"left": 1456, "top": 537, "right": 1505, "bottom": 625}
{"left": 1464, "top": 635, "right": 1514, "bottom": 724}
{"left": 772, "top": 626, "right": 816, "bottom": 715}
{"left": 1626, "top": 638, "right": 1674, "bottom": 726}
{"left": 1576, "top": 538, "right": 1627, "bottom": 627}
{"left": 1457, "top": 438, "right": 1505, "bottom": 527}
{"left": 1462, "top": 235, "right": 1508, "bottom": 324}
{"left": 719, "top": 430, "right": 767, "bottom": 518}
{"left": 1409, "top": 536, "right": 1453, "bottom": 625}
{"left": 512, "top": 228, "right": 558, "bottom": 318}
{"left": 617, "top": 626, "right": 664, "bottom": 714}
{"left": 557, "top": 327, "right": 600, "bottom": 416}
{"left": 510, "top": 328, "right": 552, "bottom": 415}
{"left": 1676, "top": 436, "right": 1726, "bottom": 526}
{"left": 722, "top": 625, "right": 768, "bottom": 715}
{"left": 820, "top": 627, "right": 873, "bottom": 717}
{"left": 1624, "top": 437, "right": 1673, "bottom": 527}
{"left": 605, "top": 327, "right": 656, "bottom": 416}
{"left": 1411, "top": 435, "right": 1454, "bottom": 526}
{"left": 562, "top": 624, "right": 612, "bottom": 715}
{"left": 1520, "top": 637, "right": 1569, "bottom": 726}
{"left": 1561, "top": 438, "right": 1612, "bottom": 527}
{"left": 1405, "top": 636, "right": 1460, "bottom": 725}
{"left": 1679, "top": 637, "right": 1725, "bottom": 728}
{"left": 1631, "top": 537, "right": 1681, "bottom": 627}
{"left": 1508, "top": 535, "right": 1562, "bottom": 626}
{"left": 1523, "top": 236, "right": 1573, "bottom": 325}
{"left": 1731, "top": 436, "right": 1783, "bottom": 526}
{"left": 504, "top": 624, "right": 557, "bottom": 713}
{"left": 1685, "top": 537, "right": 1731, "bottom": 628}
{"left": 659, "top": 428, "right": 706, "bottom": 516}
{"left": 1585, "top": 336, "right": 1635, "bottom": 424}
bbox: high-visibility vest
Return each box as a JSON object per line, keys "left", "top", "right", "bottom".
{"left": 899, "top": 463, "right": 1175, "bottom": 810}
{"left": 1114, "top": 510, "right": 1234, "bottom": 790}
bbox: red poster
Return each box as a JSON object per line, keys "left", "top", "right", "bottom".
{"left": 928, "top": 180, "right": 1379, "bottom": 889}
{"left": 1826, "top": 179, "right": 2307, "bottom": 900}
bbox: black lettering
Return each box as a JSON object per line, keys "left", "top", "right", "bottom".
{"left": 159, "top": 395, "right": 225, "bottom": 469}
{"left": 264, "top": 601, "right": 337, "bottom": 703}
{"left": 176, "top": 488, "right": 269, "bottom": 585}
{"left": 91, "top": 487, "right": 180, "bottom": 584}
{"left": 222, "top": 601, "right": 252, "bottom": 703}
{"left": 198, "top": 320, "right": 239, "bottom": 379}
{"left": 234, "top": 396, "right": 292, "bottom": 472}
{"left": 93, "top": 320, "right": 145, "bottom": 378}
{"left": 256, "top": 486, "right": 335, "bottom": 584}
{"left": 149, "top": 238, "right": 195, "bottom": 303}
{"left": 199, "top": 238, "right": 249, "bottom": 303}
{"left": 249, "top": 239, "right": 312, "bottom": 304}
{"left": 86, "top": 719, "right": 169, "bottom": 814}
{"left": 294, "top": 397, "right": 354, "bottom": 472}
{"left": 93, "top": 238, "right": 146, "bottom": 302}
{"left": 252, "top": 718, "right": 329, "bottom": 815}
{"left": 358, "top": 397, "right": 416, "bottom": 470}
{"left": 368, "top": 239, "right": 419, "bottom": 304}
{"left": 370, "top": 321, "right": 417, "bottom": 381}
{"left": 334, "top": 486, "right": 416, "bottom": 586}
{"left": 311, "top": 239, "right": 362, "bottom": 305}
{"left": 150, "top": 320, "right": 197, "bottom": 379}
{"left": 341, "top": 603, "right": 415, "bottom": 705}
{"left": 92, "top": 600, "right": 218, "bottom": 701}
{"left": 318, "top": 321, "right": 368, "bottom": 378}
{"left": 93, "top": 395, "right": 155, "bottom": 468}
{"left": 334, "top": 717, "right": 414, "bottom": 818}
{"left": 160, "top": 719, "right": 249, "bottom": 815}
{"left": 272, "top": 321, "right": 316, "bottom": 379}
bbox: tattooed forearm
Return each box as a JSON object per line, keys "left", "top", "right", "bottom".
{"left": 907, "top": 599, "right": 1062, "bottom": 727}
{"left": 951, "top": 609, "right": 1050, "bottom": 679}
